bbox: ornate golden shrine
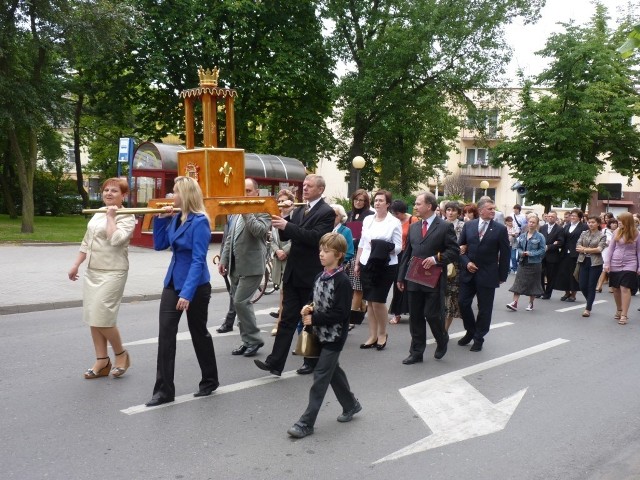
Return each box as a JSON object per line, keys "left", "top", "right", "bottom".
{"left": 140, "top": 67, "right": 279, "bottom": 233}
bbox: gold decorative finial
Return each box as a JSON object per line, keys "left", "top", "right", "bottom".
{"left": 198, "top": 66, "right": 220, "bottom": 87}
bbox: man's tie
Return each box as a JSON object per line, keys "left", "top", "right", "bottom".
{"left": 232, "top": 214, "right": 244, "bottom": 244}
{"left": 422, "top": 219, "right": 428, "bottom": 238}
{"left": 478, "top": 220, "right": 488, "bottom": 241}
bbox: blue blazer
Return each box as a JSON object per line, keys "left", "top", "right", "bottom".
{"left": 459, "top": 218, "right": 510, "bottom": 287}
{"left": 153, "top": 213, "right": 211, "bottom": 301}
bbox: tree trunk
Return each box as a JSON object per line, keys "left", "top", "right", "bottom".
{"left": 1, "top": 145, "right": 18, "bottom": 218}
{"left": 9, "top": 126, "right": 36, "bottom": 233}
{"left": 73, "top": 92, "right": 88, "bottom": 206}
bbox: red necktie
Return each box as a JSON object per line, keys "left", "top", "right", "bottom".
{"left": 422, "top": 220, "right": 428, "bottom": 238}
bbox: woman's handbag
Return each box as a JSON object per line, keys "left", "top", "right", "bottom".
{"left": 447, "top": 262, "right": 457, "bottom": 279}
{"left": 294, "top": 327, "right": 321, "bottom": 358}
{"left": 573, "top": 262, "right": 581, "bottom": 282}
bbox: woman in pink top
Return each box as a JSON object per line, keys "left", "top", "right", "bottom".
{"left": 603, "top": 212, "right": 640, "bottom": 325}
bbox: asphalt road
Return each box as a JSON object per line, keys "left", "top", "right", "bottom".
{"left": 2, "top": 281, "right": 640, "bottom": 479}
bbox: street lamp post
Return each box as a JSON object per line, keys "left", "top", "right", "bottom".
{"left": 352, "top": 156, "right": 366, "bottom": 194}
{"left": 480, "top": 180, "right": 489, "bottom": 197}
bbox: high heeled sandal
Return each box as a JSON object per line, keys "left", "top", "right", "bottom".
{"left": 84, "top": 357, "right": 111, "bottom": 379}
{"left": 111, "top": 350, "right": 130, "bottom": 378}
{"left": 618, "top": 315, "right": 628, "bottom": 325}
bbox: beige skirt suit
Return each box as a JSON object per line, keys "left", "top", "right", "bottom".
{"left": 79, "top": 211, "right": 136, "bottom": 327}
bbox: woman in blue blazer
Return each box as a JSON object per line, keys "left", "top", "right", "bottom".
{"left": 145, "top": 176, "right": 219, "bottom": 407}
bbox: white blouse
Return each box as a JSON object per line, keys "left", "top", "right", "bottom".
{"left": 358, "top": 213, "right": 402, "bottom": 266}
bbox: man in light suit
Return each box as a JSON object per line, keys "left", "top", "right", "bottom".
{"left": 219, "top": 178, "right": 271, "bottom": 357}
{"left": 458, "top": 198, "right": 510, "bottom": 351}
{"left": 397, "top": 192, "right": 459, "bottom": 365}
{"left": 254, "top": 174, "right": 336, "bottom": 376}
{"left": 539, "top": 210, "right": 565, "bottom": 299}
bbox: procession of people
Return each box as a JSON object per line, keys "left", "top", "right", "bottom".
{"left": 69, "top": 175, "right": 640, "bottom": 438}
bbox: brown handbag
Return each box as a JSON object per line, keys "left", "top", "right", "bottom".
{"left": 294, "top": 326, "right": 321, "bottom": 358}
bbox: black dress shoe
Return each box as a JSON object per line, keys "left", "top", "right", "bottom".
{"left": 457, "top": 332, "right": 473, "bottom": 346}
{"left": 287, "top": 422, "right": 314, "bottom": 438}
{"left": 434, "top": 333, "right": 449, "bottom": 360}
{"left": 216, "top": 324, "right": 233, "bottom": 333}
{"left": 231, "top": 345, "right": 248, "bottom": 355}
{"left": 254, "top": 359, "right": 282, "bottom": 376}
{"left": 243, "top": 342, "right": 264, "bottom": 357}
{"left": 145, "top": 396, "right": 174, "bottom": 407}
{"left": 470, "top": 341, "right": 483, "bottom": 352}
{"left": 194, "top": 386, "right": 218, "bottom": 397}
{"left": 402, "top": 355, "right": 423, "bottom": 365}
{"left": 296, "top": 364, "right": 314, "bottom": 375}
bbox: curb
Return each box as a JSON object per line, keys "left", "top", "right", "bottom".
{"left": 0, "top": 286, "right": 228, "bottom": 316}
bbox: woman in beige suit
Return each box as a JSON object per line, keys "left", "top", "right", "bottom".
{"left": 68, "top": 178, "right": 136, "bottom": 379}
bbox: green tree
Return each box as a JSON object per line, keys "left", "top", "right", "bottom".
{"left": 322, "top": 0, "right": 545, "bottom": 195}
{"left": 493, "top": 5, "right": 640, "bottom": 212}
{"left": 0, "top": 0, "right": 69, "bottom": 232}
{"left": 126, "top": 0, "right": 333, "bottom": 167}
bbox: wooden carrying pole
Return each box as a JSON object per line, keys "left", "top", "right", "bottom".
{"left": 82, "top": 208, "right": 182, "bottom": 215}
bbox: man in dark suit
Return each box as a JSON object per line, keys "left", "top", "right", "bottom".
{"left": 458, "top": 198, "right": 510, "bottom": 352}
{"left": 539, "top": 210, "right": 565, "bottom": 299}
{"left": 254, "top": 174, "right": 335, "bottom": 376}
{"left": 397, "top": 192, "right": 459, "bottom": 365}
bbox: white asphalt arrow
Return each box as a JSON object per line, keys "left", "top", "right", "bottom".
{"left": 375, "top": 338, "right": 569, "bottom": 464}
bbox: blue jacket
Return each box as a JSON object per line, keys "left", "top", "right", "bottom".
{"left": 516, "top": 230, "right": 546, "bottom": 264}
{"left": 336, "top": 224, "right": 355, "bottom": 263}
{"left": 153, "top": 213, "right": 211, "bottom": 301}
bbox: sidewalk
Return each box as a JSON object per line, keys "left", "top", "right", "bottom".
{"left": 0, "top": 243, "right": 229, "bottom": 315}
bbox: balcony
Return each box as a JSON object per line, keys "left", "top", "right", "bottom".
{"left": 458, "top": 163, "right": 502, "bottom": 178}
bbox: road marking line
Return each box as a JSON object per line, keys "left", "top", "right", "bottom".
{"left": 122, "top": 322, "right": 515, "bottom": 414}
{"left": 121, "top": 370, "right": 299, "bottom": 415}
{"left": 123, "top": 322, "right": 276, "bottom": 346}
{"left": 556, "top": 299, "right": 607, "bottom": 312}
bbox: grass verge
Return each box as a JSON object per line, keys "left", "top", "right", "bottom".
{"left": 0, "top": 214, "right": 88, "bottom": 243}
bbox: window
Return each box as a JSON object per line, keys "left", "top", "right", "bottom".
{"left": 466, "top": 148, "right": 488, "bottom": 165}
{"left": 464, "top": 187, "right": 496, "bottom": 203}
{"left": 466, "top": 108, "right": 499, "bottom": 137}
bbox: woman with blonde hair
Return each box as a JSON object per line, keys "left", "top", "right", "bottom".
{"left": 146, "top": 176, "right": 219, "bottom": 406}
{"left": 603, "top": 212, "right": 640, "bottom": 325}
{"left": 69, "top": 178, "right": 136, "bottom": 379}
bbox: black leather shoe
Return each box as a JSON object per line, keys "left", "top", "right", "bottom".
{"left": 254, "top": 359, "right": 282, "bottom": 376}
{"left": 287, "top": 422, "right": 314, "bottom": 438}
{"left": 434, "top": 333, "right": 449, "bottom": 360}
{"left": 216, "top": 324, "right": 233, "bottom": 333}
{"left": 243, "top": 342, "right": 264, "bottom": 357}
{"left": 457, "top": 332, "right": 473, "bottom": 346}
{"left": 470, "top": 341, "right": 483, "bottom": 352}
{"left": 402, "top": 355, "right": 423, "bottom": 365}
{"left": 145, "top": 396, "right": 174, "bottom": 407}
{"left": 232, "top": 345, "right": 248, "bottom": 355}
{"left": 296, "top": 364, "right": 314, "bottom": 375}
{"left": 337, "top": 400, "right": 362, "bottom": 423}
{"left": 194, "top": 386, "right": 218, "bottom": 397}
